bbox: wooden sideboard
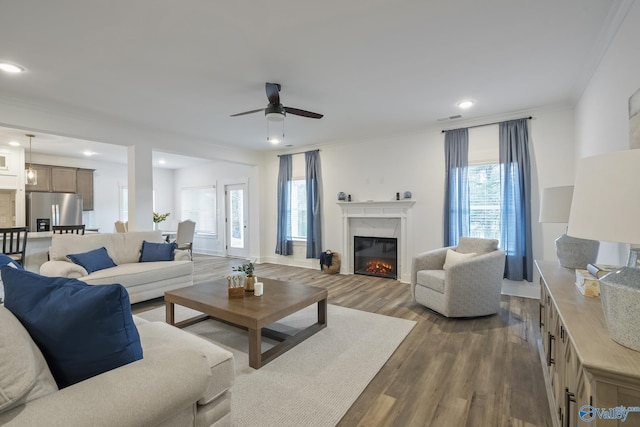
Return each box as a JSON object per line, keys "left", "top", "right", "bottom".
{"left": 537, "top": 260, "right": 640, "bottom": 427}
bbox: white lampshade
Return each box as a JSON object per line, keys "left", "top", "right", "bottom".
{"left": 567, "top": 149, "right": 640, "bottom": 245}
{"left": 568, "top": 148, "right": 640, "bottom": 352}
{"left": 539, "top": 185, "right": 573, "bottom": 223}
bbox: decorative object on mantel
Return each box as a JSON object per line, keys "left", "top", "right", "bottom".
{"left": 337, "top": 192, "right": 346, "bottom": 201}
{"left": 403, "top": 191, "right": 412, "bottom": 199}
{"left": 25, "top": 134, "right": 37, "bottom": 186}
{"left": 539, "top": 185, "right": 599, "bottom": 268}
{"left": 347, "top": 194, "right": 351, "bottom": 202}
{"left": 395, "top": 192, "right": 400, "bottom": 200}
{"left": 568, "top": 149, "right": 640, "bottom": 351}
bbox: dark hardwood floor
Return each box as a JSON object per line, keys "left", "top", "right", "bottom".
{"left": 132, "top": 254, "right": 552, "bottom": 427}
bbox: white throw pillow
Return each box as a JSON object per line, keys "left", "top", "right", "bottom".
{"left": 443, "top": 249, "right": 476, "bottom": 270}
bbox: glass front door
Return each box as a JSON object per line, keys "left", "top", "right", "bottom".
{"left": 225, "top": 183, "right": 248, "bottom": 258}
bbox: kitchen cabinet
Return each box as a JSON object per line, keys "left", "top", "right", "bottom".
{"left": 51, "top": 166, "right": 77, "bottom": 193}
{"left": 537, "top": 260, "right": 640, "bottom": 426}
{"left": 24, "top": 164, "right": 52, "bottom": 192}
{"left": 76, "top": 168, "right": 94, "bottom": 211}
{"left": 25, "top": 164, "right": 94, "bottom": 211}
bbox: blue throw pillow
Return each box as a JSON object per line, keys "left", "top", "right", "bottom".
{"left": 67, "top": 247, "right": 116, "bottom": 273}
{"left": 139, "top": 240, "right": 177, "bottom": 262}
{"left": 0, "top": 254, "right": 22, "bottom": 303}
{"left": 1, "top": 266, "right": 143, "bottom": 389}
{"left": 0, "top": 253, "right": 23, "bottom": 270}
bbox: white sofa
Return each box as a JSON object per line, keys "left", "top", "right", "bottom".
{"left": 0, "top": 304, "right": 235, "bottom": 426}
{"left": 39, "top": 231, "right": 193, "bottom": 304}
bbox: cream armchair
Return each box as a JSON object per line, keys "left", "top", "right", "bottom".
{"left": 410, "top": 237, "right": 506, "bottom": 318}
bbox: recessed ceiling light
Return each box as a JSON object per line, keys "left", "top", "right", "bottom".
{"left": 457, "top": 100, "right": 475, "bottom": 109}
{"left": 82, "top": 150, "right": 96, "bottom": 157}
{"left": 0, "top": 62, "right": 25, "bottom": 73}
{"left": 8, "top": 141, "right": 20, "bottom": 146}
{"left": 158, "top": 159, "right": 166, "bottom": 165}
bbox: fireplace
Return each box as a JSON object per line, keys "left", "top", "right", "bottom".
{"left": 353, "top": 236, "right": 398, "bottom": 279}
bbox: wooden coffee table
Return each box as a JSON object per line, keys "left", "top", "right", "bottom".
{"left": 164, "top": 277, "right": 328, "bottom": 369}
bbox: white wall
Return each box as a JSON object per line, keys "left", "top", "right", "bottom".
{"left": 260, "top": 131, "right": 444, "bottom": 270}
{"left": 259, "top": 107, "right": 575, "bottom": 278}
{"left": 574, "top": 1, "right": 640, "bottom": 265}
{"left": 0, "top": 146, "right": 26, "bottom": 226}
{"left": 152, "top": 168, "right": 176, "bottom": 230}
{"left": 174, "top": 160, "right": 259, "bottom": 258}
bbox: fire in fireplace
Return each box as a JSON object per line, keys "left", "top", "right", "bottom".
{"left": 353, "top": 236, "right": 398, "bottom": 279}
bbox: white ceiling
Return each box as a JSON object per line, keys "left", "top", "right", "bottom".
{"left": 0, "top": 0, "right": 629, "bottom": 162}
{"left": 0, "top": 126, "right": 210, "bottom": 169}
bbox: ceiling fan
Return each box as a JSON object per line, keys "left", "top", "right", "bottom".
{"left": 230, "top": 82, "right": 323, "bottom": 121}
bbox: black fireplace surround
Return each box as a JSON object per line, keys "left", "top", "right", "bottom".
{"left": 353, "top": 236, "right": 398, "bottom": 279}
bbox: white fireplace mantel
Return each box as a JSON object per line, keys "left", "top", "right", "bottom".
{"left": 337, "top": 200, "right": 415, "bottom": 282}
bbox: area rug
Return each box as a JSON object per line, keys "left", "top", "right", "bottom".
{"left": 138, "top": 303, "right": 416, "bottom": 427}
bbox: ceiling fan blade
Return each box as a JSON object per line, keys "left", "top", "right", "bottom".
{"left": 265, "top": 82, "right": 281, "bottom": 105}
{"left": 284, "top": 107, "right": 324, "bottom": 119}
{"left": 230, "top": 108, "right": 265, "bottom": 117}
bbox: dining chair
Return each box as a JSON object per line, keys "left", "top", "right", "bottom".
{"left": 114, "top": 221, "right": 127, "bottom": 233}
{"left": 175, "top": 220, "right": 196, "bottom": 260}
{"left": 0, "top": 227, "right": 29, "bottom": 267}
{"left": 52, "top": 225, "right": 86, "bottom": 235}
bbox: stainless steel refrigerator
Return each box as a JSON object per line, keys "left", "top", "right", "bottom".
{"left": 26, "top": 192, "right": 83, "bottom": 232}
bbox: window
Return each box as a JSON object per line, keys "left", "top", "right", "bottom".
{"left": 468, "top": 163, "right": 501, "bottom": 243}
{"left": 181, "top": 186, "right": 216, "bottom": 235}
{"left": 288, "top": 179, "right": 307, "bottom": 240}
{"left": 121, "top": 187, "right": 128, "bottom": 221}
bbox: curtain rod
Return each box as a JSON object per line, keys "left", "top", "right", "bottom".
{"left": 277, "top": 149, "right": 320, "bottom": 157}
{"left": 441, "top": 116, "right": 532, "bottom": 133}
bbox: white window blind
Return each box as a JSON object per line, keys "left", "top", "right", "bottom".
{"left": 468, "top": 163, "right": 501, "bottom": 243}
{"left": 181, "top": 186, "right": 216, "bottom": 235}
{"left": 288, "top": 179, "right": 307, "bottom": 240}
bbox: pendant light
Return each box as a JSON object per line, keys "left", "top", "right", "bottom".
{"left": 25, "top": 134, "right": 37, "bottom": 185}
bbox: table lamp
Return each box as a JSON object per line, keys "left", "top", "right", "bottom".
{"left": 567, "top": 148, "right": 640, "bottom": 351}
{"left": 539, "top": 185, "right": 599, "bottom": 268}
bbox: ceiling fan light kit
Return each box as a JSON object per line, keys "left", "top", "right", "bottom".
{"left": 267, "top": 120, "right": 284, "bottom": 144}
{"left": 231, "top": 82, "right": 323, "bottom": 143}
{"left": 266, "top": 112, "right": 285, "bottom": 122}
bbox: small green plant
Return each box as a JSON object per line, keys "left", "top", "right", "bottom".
{"left": 232, "top": 261, "right": 255, "bottom": 276}
{"left": 153, "top": 212, "right": 170, "bottom": 223}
